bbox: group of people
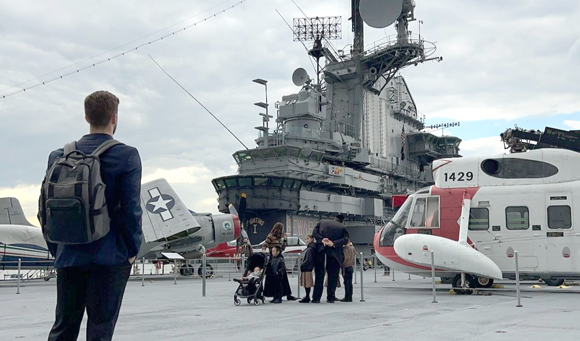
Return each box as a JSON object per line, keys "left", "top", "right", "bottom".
{"left": 253, "top": 215, "right": 355, "bottom": 304}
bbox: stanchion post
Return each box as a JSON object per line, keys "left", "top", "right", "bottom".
{"left": 431, "top": 250, "right": 437, "bottom": 303}
{"left": 297, "top": 253, "right": 301, "bottom": 298}
{"left": 374, "top": 255, "right": 377, "bottom": 283}
{"left": 241, "top": 254, "right": 245, "bottom": 273}
{"left": 392, "top": 269, "right": 395, "bottom": 281}
{"left": 354, "top": 255, "right": 358, "bottom": 285}
{"left": 359, "top": 252, "right": 365, "bottom": 302}
{"left": 17, "top": 258, "right": 21, "bottom": 294}
{"left": 408, "top": 273, "right": 411, "bottom": 280}
{"left": 173, "top": 260, "right": 177, "bottom": 285}
{"left": 202, "top": 254, "right": 207, "bottom": 297}
{"left": 515, "top": 250, "right": 522, "bottom": 307}
{"left": 141, "top": 257, "right": 145, "bottom": 287}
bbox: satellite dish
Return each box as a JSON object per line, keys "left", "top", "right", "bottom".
{"left": 360, "top": 0, "right": 403, "bottom": 29}
{"left": 292, "top": 68, "right": 310, "bottom": 87}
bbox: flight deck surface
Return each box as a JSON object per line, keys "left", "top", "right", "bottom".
{"left": 1, "top": 272, "right": 578, "bottom": 340}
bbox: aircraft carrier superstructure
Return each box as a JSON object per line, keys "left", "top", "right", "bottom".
{"left": 211, "top": 0, "right": 461, "bottom": 253}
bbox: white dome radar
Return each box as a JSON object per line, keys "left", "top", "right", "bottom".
{"left": 360, "top": 0, "right": 404, "bottom": 29}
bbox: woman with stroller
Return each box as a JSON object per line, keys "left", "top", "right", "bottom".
{"left": 299, "top": 235, "right": 316, "bottom": 303}
{"left": 262, "top": 222, "right": 298, "bottom": 301}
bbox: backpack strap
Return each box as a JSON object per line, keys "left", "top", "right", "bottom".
{"left": 63, "top": 141, "right": 77, "bottom": 156}
{"left": 91, "top": 139, "right": 122, "bottom": 157}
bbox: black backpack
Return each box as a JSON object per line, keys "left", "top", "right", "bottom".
{"left": 38, "top": 139, "right": 121, "bottom": 244}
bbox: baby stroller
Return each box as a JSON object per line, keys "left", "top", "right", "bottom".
{"left": 234, "top": 252, "right": 269, "bottom": 306}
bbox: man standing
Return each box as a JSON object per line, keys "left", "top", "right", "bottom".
{"left": 44, "top": 91, "right": 142, "bottom": 341}
{"left": 312, "top": 215, "right": 350, "bottom": 303}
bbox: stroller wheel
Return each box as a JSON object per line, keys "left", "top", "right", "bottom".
{"left": 234, "top": 296, "right": 241, "bottom": 306}
{"left": 247, "top": 298, "right": 252, "bottom": 304}
{"left": 254, "top": 299, "right": 260, "bottom": 306}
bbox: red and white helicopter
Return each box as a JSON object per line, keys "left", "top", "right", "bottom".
{"left": 374, "top": 148, "right": 580, "bottom": 293}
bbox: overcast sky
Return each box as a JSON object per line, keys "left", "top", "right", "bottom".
{"left": 1, "top": 0, "right": 579, "bottom": 224}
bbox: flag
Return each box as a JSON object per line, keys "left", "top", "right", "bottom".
{"left": 400, "top": 126, "right": 405, "bottom": 160}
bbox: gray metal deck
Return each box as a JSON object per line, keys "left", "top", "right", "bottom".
{"left": 1, "top": 272, "right": 578, "bottom": 340}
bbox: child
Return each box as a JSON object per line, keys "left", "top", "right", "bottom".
{"left": 340, "top": 241, "right": 356, "bottom": 302}
{"left": 236, "top": 266, "right": 262, "bottom": 283}
{"left": 265, "top": 246, "right": 286, "bottom": 304}
{"left": 299, "top": 235, "right": 316, "bottom": 303}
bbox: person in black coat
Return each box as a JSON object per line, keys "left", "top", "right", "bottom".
{"left": 264, "top": 246, "right": 286, "bottom": 304}
{"left": 312, "top": 215, "right": 350, "bottom": 303}
{"left": 299, "top": 235, "right": 316, "bottom": 303}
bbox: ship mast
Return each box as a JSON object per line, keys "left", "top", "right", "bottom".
{"left": 351, "top": 0, "right": 364, "bottom": 55}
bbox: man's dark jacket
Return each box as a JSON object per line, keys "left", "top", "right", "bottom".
{"left": 313, "top": 219, "right": 350, "bottom": 263}
{"left": 44, "top": 134, "right": 143, "bottom": 268}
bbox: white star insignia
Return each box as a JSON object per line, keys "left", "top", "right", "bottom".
{"left": 150, "top": 196, "right": 172, "bottom": 213}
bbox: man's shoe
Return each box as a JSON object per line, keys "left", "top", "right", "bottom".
{"left": 269, "top": 299, "right": 276, "bottom": 303}
{"left": 286, "top": 295, "right": 298, "bottom": 301}
{"left": 339, "top": 298, "right": 349, "bottom": 302}
{"left": 272, "top": 299, "right": 282, "bottom": 304}
{"left": 311, "top": 299, "right": 320, "bottom": 303}
{"left": 299, "top": 297, "right": 310, "bottom": 303}
{"left": 327, "top": 299, "right": 335, "bottom": 303}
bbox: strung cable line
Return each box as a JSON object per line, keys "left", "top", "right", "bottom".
{"left": 149, "top": 55, "right": 249, "bottom": 150}
{"left": 0, "top": 0, "right": 248, "bottom": 100}
{"left": 0, "top": 0, "right": 238, "bottom": 95}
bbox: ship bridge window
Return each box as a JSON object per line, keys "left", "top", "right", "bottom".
{"left": 284, "top": 179, "right": 295, "bottom": 189}
{"left": 547, "top": 205, "right": 571, "bottom": 229}
{"left": 224, "top": 178, "right": 238, "bottom": 188}
{"left": 506, "top": 206, "right": 529, "bottom": 230}
{"left": 254, "top": 177, "right": 269, "bottom": 186}
{"left": 270, "top": 178, "right": 283, "bottom": 187}
{"left": 380, "top": 197, "right": 412, "bottom": 247}
{"left": 292, "top": 180, "right": 302, "bottom": 189}
{"left": 481, "top": 158, "right": 558, "bottom": 178}
{"left": 214, "top": 179, "right": 226, "bottom": 190}
{"left": 410, "top": 196, "right": 439, "bottom": 228}
{"left": 238, "top": 177, "right": 252, "bottom": 187}
{"left": 469, "top": 208, "right": 489, "bottom": 230}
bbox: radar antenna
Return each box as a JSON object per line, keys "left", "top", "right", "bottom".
{"left": 292, "top": 16, "right": 342, "bottom": 85}
{"left": 356, "top": 0, "right": 443, "bottom": 94}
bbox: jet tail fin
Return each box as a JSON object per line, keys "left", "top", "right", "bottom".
{"left": 0, "top": 197, "right": 34, "bottom": 226}
{"left": 140, "top": 178, "right": 200, "bottom": 244}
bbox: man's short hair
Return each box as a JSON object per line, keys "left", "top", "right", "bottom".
{"left": 84, "top": 91, "right": 119, "bottom": 127}
{"left": 272, "top": 245, "right": 282, "bottom": 252}
{"left": 335, "top": 214, "right": 345, "bottom": 223}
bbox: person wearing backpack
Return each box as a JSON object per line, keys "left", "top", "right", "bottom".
{"left": 40, "top": 90, "right": 142, "bottom": 341}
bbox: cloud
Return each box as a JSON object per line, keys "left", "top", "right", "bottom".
{"left": 0, "top": 184, "right": 41, "bottom": 225}
{"left": 563, "top": 120, "right": 580, "bottom": 130}
{"left": 460, "top": 136, "right": 507, "bottom": 158}
{"left": 1, "top": 0, "right": 579, "bottom": 217}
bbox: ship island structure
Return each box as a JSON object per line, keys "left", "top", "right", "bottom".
{"left": 211, "top": 0, "right": 461, "bottom": 255}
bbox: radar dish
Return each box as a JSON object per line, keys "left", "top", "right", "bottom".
{"left": 360, "top": 0, "right": 403, "bottom": 29}
{"left": 292, "top": 68, "right": 310, "bottom": 87}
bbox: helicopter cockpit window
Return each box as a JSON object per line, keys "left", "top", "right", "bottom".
{"left": 410, "top": 196, "right": 440, "bottom": 228}
{"left": 380, "top": 198, "right": 412, "bottom": 247}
